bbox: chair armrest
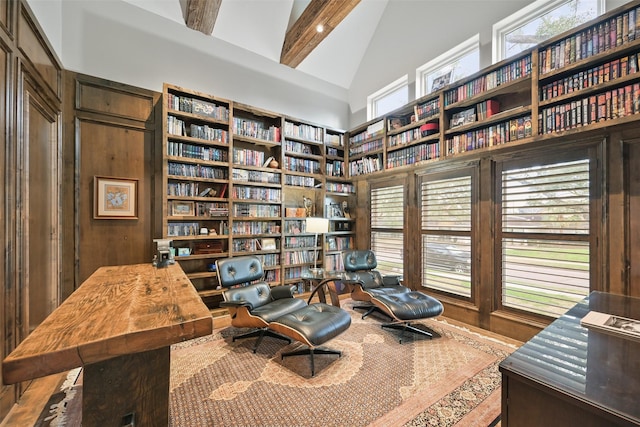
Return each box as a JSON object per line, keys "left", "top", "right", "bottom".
{"left": 220, "top": 300, "right": 254, "bottom": 309}
{"left": 270, "top": 285, "right": 297, "bottom": 300}
{"left": 382, "top": 275, "right": 403, "bottom": 286}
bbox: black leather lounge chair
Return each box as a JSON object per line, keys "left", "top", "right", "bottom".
{"left": 217, "top": 255, "right": 307, "bottom": 352}
{"left": 218, "top": 256, "right": 351, "bottom": 375}
{"left": 342, "top": 249, "right": 444, "bottom": 343}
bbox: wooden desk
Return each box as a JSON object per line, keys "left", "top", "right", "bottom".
{"left": 2, "top": 263, "right": 213, "bottom": 426}
{"left": 499, "top": 291, "right": 640, "bottom": 427}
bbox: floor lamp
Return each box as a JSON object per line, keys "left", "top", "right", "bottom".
{"left": 305, "top": 217, "right": 329, "bottom": 273}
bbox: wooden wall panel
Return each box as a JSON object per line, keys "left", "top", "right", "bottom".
{"left": 0, "top": 26, "right": 14, "bottom": 422}
{"left": 77, "top": 119, "right": 154, "bottom": 283}
{"left": 16, "top": 6, "right": 60, "bottom": 99}
{"left": 76, "top": 81, "right": 155, "bottom": 123}
{"left": 627, "top": 142, "right": 640, "bottom": 297}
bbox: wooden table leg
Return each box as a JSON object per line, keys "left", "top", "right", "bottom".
{"left": 82, "top": 346, "right": 170, "bottom": 426}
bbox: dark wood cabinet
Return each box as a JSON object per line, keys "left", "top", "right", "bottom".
{"left": 500, "top": 291, "right": 640, "bottom": 427}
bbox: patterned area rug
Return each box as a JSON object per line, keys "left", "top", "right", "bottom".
{"left": 169, "top": 301, "right": 515, "bottom": 427}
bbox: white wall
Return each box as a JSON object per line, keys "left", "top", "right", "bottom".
{"left": 27, "top": 0, "right": 350, "bottom": 129}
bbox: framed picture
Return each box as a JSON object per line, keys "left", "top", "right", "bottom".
{"left": 94, "top": 176, "right": 138, "bottom": 219}
{"left": 260, "top": 238, "right": 277, "bottom": 250}
{"left": 431, "top": 70, "right": 452, "bottom": 92}
{"left": 171, "top": 201, "right": 195, "bottom": 217}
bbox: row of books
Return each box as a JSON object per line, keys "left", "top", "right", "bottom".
{"left": 167, "top": 222, "right": 200, "bottom": 237}
{"left": 167, "top": 182, "right": 214, "bottom": 197}
{"left": 476, "top": 99, "right": 500, "bottom": 121}
{"left": 257, "top": 253, "right": 280, "bottom": 267}
{"left": 231, "top": 221, "right": 281, "bottom": 235}
{"left": 325, "top": 182, "right": 355, "bottom": 194}
{"left": 283, "top": 250, "right": 316, "bottom": 265}
{"left": 325, "top": 236, "right": 353, "bottom": 252}
{"left": 264, "top": 269, "right": 281, "bottom": 283}
{"left": 283, "top": 156, "right": 321, "bottom": 174}
{"left": 167, "top": 116, "right": 186, "bottom": 136}
{"left": 348, "top": 120, "right": 384, "bottom": 145}
{"left": 190, "top": 124, "right": 228, "bottom": 142}
{"left": 323, "top": 254, "right": 344, "bottom": 272}
{"left": 284, "top": 175, "right": 316, "bottom": 188}
{"left": 324, "top": 133, "right": 343, "bottom": 147}
{"left": 232, "top": 147, "right": 266, "bottom": 167}
{"left": 232, "top": 203, "right": 281, "bottom": 217}
{"left": 388, "top": 126, "right": 422, "bottom": 147}
{"left": 539, "top": 83, "right": 640, "bottom": 133}
{"left": 284, "top": 236, "right": 316, "bottom": 249}
{"left": 326, "top": 147, "right": 342, "bottom": 157}
{"left": 444, "top": 55, "right": 532, "bottom": 105}
{"left": 233, "top": 117, "right": 281, "bottom": 142}
{"left": 540, "top": 52, "right": 639, "bottom": 101}
{"left": 349, "top": 137, "right": 384, "bottom": 157}
{"left": 539, "top": 7, "right": 640, "bottom": 75}
{"left": 285, "top": 220, "right": 308, "bottom": 234}
{"left": 166, "top": 93, "right": 229, "bottom": 121}
{"left": 349, "top": 155, "right": 383, "bottom": 176}
{"left": 232, "top": 238, "right": 273, "bottom": 253}
{"left": 167, "top": 142, "right": 228, "bottom": 162}
{"left": 231, "top": 186, "right": 281, "bottom": 202}
{"left": 168, "top": 162, "right": 228, "bottom": 180}
{"left": 284, "top": 266, "right": 306, "bottom": 280}
{"left": 387, "top": 141, "right": 440, "bottom": 170}
{"left": 196, "top": 202, "right": 228, "bottom": 217}
{"left": 232, "top": 168, "right": 280, "bottom": 184}
{"left": 445, "top": 115, "right": 533, "bottom": 155}
{"left": 284, "top": 140, "right": 320, "bottom": 156}
{"left": 284, "top": 121, "right": 323, "bottom": 143}
{"left": 325, "top": 159, "right": 345, "bottom": 177}
{"left": 415, "top": 98, "right": 440, "bottom": 121}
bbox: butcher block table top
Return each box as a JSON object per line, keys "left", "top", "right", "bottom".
{"left": 2, "top": 263, "right": 213, "bottom": 385}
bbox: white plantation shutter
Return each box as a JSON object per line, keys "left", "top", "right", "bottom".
{"left": 501, "top": 159, "right": 590, "bottom": 317}
{"left": 370, "top": 185, "right": 404, "bottom": 276}
{"left": 421, "top": 176, "right": 472, "bottom": 297}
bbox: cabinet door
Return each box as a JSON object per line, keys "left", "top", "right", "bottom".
{"left": 19, "top": 64, "right": 62, "bottom": 333}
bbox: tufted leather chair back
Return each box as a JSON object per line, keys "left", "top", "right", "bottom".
{"left": 343, "top": 250, "right": 377, "bottom": 272}
{"left": 217, "top": 255, "right": 264, "bottom": 287}
{"left": 342, "top": 250, "right": 384, "bottom": 290}
{"left": 223, "top": 282, "right": 273, "bottom": 309}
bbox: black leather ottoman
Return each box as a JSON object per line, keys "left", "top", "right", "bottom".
{"left": 269, "top": 303, "right": 351, "bottom": 376}
{"left": 373, "top": 291, "right": 444, "bottom": 343}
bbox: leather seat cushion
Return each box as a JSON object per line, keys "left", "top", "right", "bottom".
{"left": 374, "top": 292, "right": 444, "bottom": 321}
{"left": 252, "top": 297, "right": 307, "bottom": 323}
{"left": 273, "top": 303, "right": 351, "bottom": 346}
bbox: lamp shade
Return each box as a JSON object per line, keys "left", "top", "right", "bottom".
{"left": 305, "top": 217, "right": 329, "bottom": 234}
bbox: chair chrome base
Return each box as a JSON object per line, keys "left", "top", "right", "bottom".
{"left": 232, "top": 328, "right": 292, "bottom": 353}
{"left": 381, "top": 321, "right": 434, "bottom": 344}
{"left": 281, "top": 346, "right": 342, "bottom": 377}
{"left": 352, "top": 304, "right": 389, "bottom": 320}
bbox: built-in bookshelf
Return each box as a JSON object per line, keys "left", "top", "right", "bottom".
{"left": 163, "top": 83, "right": 355, "bottom": 314}
{"left": 163, "top": 85, "right": 232, "bottom": 312}
{"left": 346, "top": 2, "right": 640, "bottom": 176}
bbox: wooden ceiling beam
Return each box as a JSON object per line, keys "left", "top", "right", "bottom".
{"left": 185, "top": 0, "right": 222, "bottom": 36}
{"left": 281, "top": 0, "right": 360, "bottom": 68}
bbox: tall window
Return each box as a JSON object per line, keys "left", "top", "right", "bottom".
{"left": 367, "top": 75, "right": 408, "bottom": 121}
{"left": 415, "top": 34, "right": 480, "bottom": 98}
{"left": 500, "top": 157, "right": 591, "bottom": 318}
{"left": 370, "top": 185, "right": 404, "bottom": 277}
{"left": 493, "top": 0, "right": 603, "bottom": 62}
{"left": 421, "top": 175, "right": 472, "bottom": 297}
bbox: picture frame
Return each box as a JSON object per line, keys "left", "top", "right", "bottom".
{"left": 171, "top": 200, "right": 195, "bottom": 217}
{"left": 431, "top": 70, "right": 452, "bottom": 92}
{"left": 94, "top": 176, "right": 138, "bottom": 219}
{"left": 260, "top": 238, "right": 277, "bottom": 250}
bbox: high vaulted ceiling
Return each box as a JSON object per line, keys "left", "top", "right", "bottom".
{"left": 122, "top": 0, "right": 389, "bottom": 89}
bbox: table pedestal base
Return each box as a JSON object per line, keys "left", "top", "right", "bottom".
{"left": 82, "top": 346, "right": 170, "bottom": 426}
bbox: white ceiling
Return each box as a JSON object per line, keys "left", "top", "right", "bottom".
{"left": 121, "top": 0, "right": 389, "bottom": 89}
